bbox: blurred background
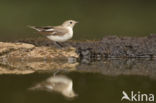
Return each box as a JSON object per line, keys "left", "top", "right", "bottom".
{"left": 0, "top": 0, "right": 156, "bottom": 41}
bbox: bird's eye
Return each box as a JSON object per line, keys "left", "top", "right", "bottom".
{"left": 70, "top": 22, "right": 72, "bottom": 24}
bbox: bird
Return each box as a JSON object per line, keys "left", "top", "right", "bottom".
{"left": 28, "top": 20, "right": 78, "bottom": 48}
{"left": 29, "top": 75, "right": 77, "bottom": 98}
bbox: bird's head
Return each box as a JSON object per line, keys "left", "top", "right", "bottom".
{"left": 62, "top": 20, "right": 78, "bottom": 28}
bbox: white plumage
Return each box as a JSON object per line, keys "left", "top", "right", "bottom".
{"left": 47, "top": 27, "right": 73, "bottom": 42}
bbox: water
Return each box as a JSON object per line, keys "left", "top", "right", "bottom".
{"left": 0, "top": 72, "right": 155, "bottom": 103}
{"left": 0, "top": 59, "right": 156, "bottom": 103}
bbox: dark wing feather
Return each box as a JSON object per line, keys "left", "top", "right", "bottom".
{"left": 41, "top": 26, "right": 69, "bottom": 36}
{"left": 33, "top": 26, "right": 54, "bottom": 32}
{"left": 29, "top": 25, "right": 68, "bottom": 36}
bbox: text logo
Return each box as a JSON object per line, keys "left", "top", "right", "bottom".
{"left": 121, "top": 91, "right": 155, "bottom": 102}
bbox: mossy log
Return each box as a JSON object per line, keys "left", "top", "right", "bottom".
{"left": 0, "top": 42, "right": 78, "bottom": 74}
{"left": 17, "top": 35, "right": 156, "bottom": 61}
{"left": 0, "top": 42, "right": 78, "bottom": 60}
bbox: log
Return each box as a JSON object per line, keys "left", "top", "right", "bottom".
{"left": 0, "top": 35, "right": 156, "bottom": 75}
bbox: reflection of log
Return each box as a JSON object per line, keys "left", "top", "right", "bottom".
{"left": 77, "top": 59, "right": 156, "bottom": 79}
{"left": 1, "top": 58, "right": 156, "bottom": 80}
{"left": 0, "top": 60, "right": 78, "bottom": 74}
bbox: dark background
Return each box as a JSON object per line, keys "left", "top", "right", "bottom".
{"left": 0, "top": 0, "right": 156, "bottom": 41}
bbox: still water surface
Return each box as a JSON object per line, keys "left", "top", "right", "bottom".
{"left": 0, "top": 59, "right": 156, "bottom": 103}
{"left": 0, "top": 72, "right": 156, "bottom": 103}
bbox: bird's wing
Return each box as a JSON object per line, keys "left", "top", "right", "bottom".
{"left": 51, "top": 26, "right": 69, "bottom": 36}
{"left": 28, "top": 25, "right": 68, "bottom": 36}
{"left": 28, "top": 25, "right": 53, "bottom": 31}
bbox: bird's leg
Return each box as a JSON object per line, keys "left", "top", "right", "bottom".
{"left": 53, "top": 42, "right": 63, "bottom": 48}
{"left": 56, "top": 42, "right": 64, "bottom": 47}
{"left": 53, "top": 69, "right": 69, "bottom": 77}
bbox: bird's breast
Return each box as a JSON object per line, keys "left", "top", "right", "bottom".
{"left": 66, "top": 27, "right": 73, "bottom": 35}
{"left": 47, "top": 33, "right": 72, "bottom": 42}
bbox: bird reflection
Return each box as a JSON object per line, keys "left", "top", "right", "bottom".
{"left": 29, "top": 75, "right": 77, "bottom": 98}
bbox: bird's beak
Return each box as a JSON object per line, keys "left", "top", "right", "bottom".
{"left": 76, "top": 21, "right": 79, "bottom": 24}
